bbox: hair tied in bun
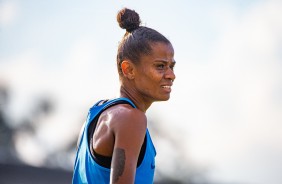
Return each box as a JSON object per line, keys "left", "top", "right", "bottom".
{"left": 117, "top": 8, "right": 141, "bottom": 33}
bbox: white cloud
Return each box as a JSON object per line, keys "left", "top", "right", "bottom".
{"left": 0, "top": 1, "right": 19, "bottom": 27}
{"left": 1, "top": 0, "right": 282, "bottom": 183}
{"left": 0, "top": 36, "right": 120, "bottom": 166}
{"left": 148, "top": 1, "right": 282, "bottom": 183}
{"left": 162, "top": 1, "right": 282, "bottom": 184}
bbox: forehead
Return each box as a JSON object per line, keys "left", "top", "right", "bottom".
{"left": 140, "top": 42, "right": 174, "bottom": 63}
{"left": 150, "top": 42, "right": 174, "bottom": 56}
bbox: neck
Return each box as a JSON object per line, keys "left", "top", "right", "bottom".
{"left": 119, "top": 85, "right": 152, "bottom": 112}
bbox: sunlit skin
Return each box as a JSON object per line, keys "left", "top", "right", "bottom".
{"left": 120, "top": 42, "right": 176, "bottom": 111}
{"left": 91, "top": 42, "right": 176, "bottom": 183}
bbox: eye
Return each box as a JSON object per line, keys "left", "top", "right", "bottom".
{"left": 156, "top": 64, "right": 165, "bottom": 70}
{"left": 170, "top": 64, "right": 175, "bottom": 70}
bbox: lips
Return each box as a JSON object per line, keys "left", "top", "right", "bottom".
{"left": 161, "top": 82, "right": 173, "bottom": 88}
{"left": 161, "top": 85, "right": 171, "bottom": 89}
{"left": 161, "top": 83, "right": 173, "bottom": 92}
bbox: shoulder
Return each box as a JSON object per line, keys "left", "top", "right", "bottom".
{"left": 104, "top": 104, "right": 147, "bottom": 135}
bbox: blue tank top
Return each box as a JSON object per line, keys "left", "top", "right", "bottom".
{"left": 72, "top": 98, "right": 156, "bottom": 184}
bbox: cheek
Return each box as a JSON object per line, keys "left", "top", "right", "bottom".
{"left": 143, "top": 71, "right": 163, "bottom": 86}
{"left": 136, "top": 67, "right": 164, "bottom": 87}
{"left": 151, "top": 69, "right": 164, "bottom": 80}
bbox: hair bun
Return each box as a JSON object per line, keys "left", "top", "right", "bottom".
{"left": 117, "top": 8, "right": 141, "bottom": 33}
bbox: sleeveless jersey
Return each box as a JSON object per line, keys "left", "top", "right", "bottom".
{"left": 72, "top": 98, "right": 156, "bottom": 184}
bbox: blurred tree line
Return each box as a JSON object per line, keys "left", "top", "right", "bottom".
{"left": 0, "top": 83, "right": 210, "bottom": 184}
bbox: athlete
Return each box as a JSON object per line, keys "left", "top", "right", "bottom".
{"left": 72, "top": 7, "right": 176, "bottom": 184}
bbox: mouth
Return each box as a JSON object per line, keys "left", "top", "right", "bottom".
{"left": 161, "top": 85, "right": 171, "bottom": 89}
{"left": 161, "top": 85, "right": 172, "bottom": 93}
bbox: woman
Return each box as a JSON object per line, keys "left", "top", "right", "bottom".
{"left": 72, "top": 7, "right": 176, "bottom": 184}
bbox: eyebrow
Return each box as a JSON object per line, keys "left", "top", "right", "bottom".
{"left": 154, "top": 59, "right": 176, "bottom": 64}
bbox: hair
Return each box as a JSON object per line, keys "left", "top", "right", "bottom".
{"left": 116, "top": 8, "right": 171, "bottom": 76}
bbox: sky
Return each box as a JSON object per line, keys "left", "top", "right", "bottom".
{"left": 1, "top": 0, "right": 282, "bottom": 184}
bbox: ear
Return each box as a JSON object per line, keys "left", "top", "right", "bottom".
{"left": 121, "top": 60, "right": 135, "bottom": 79}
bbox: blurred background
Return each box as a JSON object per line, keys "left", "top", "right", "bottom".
{"left": 0, "top": 0, "right": 282, "bottom": 183}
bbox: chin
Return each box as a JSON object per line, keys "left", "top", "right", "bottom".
{"left": 163, "top": 97, "right": 170, "bottom": 101}
{"left": 150, "top": 94, "right": 171, "bottom": 102}
{"left": 156, "top": 95, "right": 170, "bottom": 101}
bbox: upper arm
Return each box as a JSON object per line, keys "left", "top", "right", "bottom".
{"left": 109, "top": 107, "right": 147, "bottom": 184}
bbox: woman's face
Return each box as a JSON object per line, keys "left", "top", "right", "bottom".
{"left": 133, "top": 42, "right": 176, "bottom": 102}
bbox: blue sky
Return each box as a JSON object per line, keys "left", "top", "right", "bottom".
{"left": 1, "top": 0, "right": 282, "bottom": 184}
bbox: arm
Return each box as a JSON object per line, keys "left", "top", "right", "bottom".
{"left": 110, "top": 107, "right": 147, "bottom": 184}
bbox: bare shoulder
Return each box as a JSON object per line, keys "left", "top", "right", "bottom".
{"left": 104, "top": 104, "right": 147, "bottom": 134}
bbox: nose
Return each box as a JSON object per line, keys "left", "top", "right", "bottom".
{"left": 165, "top": 68, "right": 176, "bottom": 82}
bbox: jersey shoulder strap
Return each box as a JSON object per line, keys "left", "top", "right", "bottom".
{"left": 86, "top": 97, "right": 136, "bottom": 127}
{"left": 100, "top": 97, "right": 136, "bottom": 109}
